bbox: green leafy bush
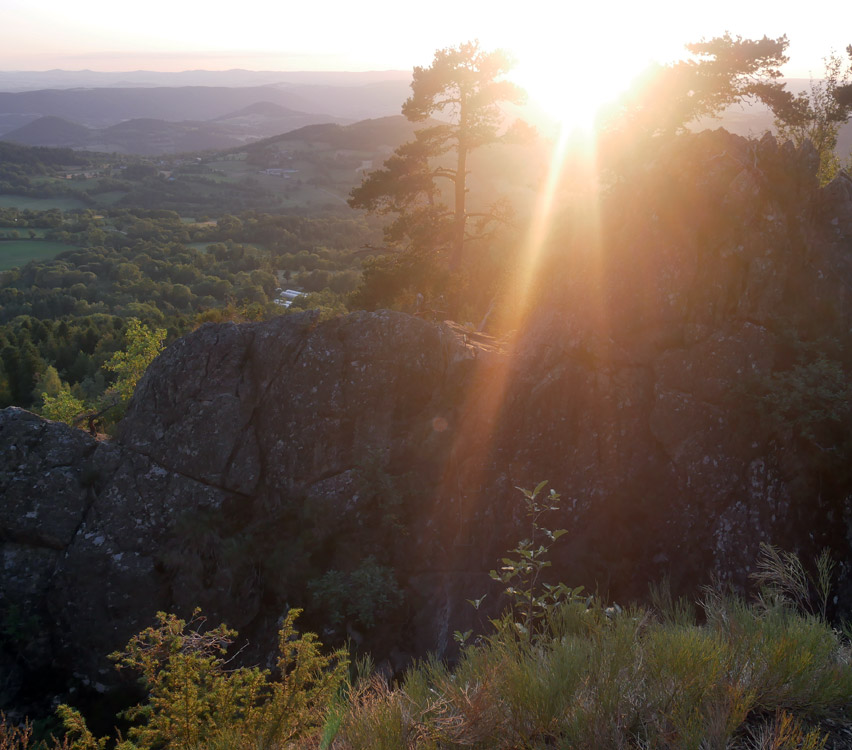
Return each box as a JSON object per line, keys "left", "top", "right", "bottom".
{"left": 55, "top": 608, "right": 347, "bottom": 750}
{"left": 309, "top": 557, "right": 403, "bottom": 630}
{"left": 102, "top": 318, "right": 164, "bottom": 404}
{"left": 39, "top": 390, "right": 87, "bottom": 426}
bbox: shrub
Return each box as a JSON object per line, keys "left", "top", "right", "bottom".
{"left": 309, "top": 556, "right": 403, "bottom": 630}
{"left": 9, "top": 488, "right": 851, "bottom": 749}
{"left": 330, "top": 491, "right": 850, "bottom": 749}
{"left": 56, "top": 608, "right": 348, "bottom": 750}
{"left": 487, "top": 482, "right": 582, "bottom": 641}
{"left": 334, "top": 593, "right": 845, "bottom": 749}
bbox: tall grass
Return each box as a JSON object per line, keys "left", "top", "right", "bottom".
{"left": 331, "top": 594, "right": 848, "bottom": 749}
{"left": 2, "top": 549, "right": 850, "bottom": 748}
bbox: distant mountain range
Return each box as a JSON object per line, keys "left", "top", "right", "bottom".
{"left": 1, "top": 71, "right": 850, "bottom": 161}
{"left": 0, "top": 81, "right": 411, "bottom": 127}
{"left": 0, "top": 102, "right": 355, "bottom": 156}
{"left": 0, "top": 69, "right": 411, "bottom": 92}
{"left": 0, "top": 75, "right": 416, "bottom": 155}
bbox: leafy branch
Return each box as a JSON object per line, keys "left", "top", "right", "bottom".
{"left": 488, "top": 482, "right": 582, "bottom": 639}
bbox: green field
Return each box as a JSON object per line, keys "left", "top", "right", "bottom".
{"left": 0, "top": 240, "right": 78, "bottom": 270}
{"left": 0, "top": 195, "right": 88, "bottom": 211}
{"left": 207, "top": 159, "right": 257, "bottom": 178}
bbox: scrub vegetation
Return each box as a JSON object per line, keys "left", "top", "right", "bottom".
{"left": 2, "top": 515, "right": 850, "bottom": 749}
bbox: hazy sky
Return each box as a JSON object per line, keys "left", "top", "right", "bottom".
{"left": 1, "top": 0, "right": 848, "bottom": 84}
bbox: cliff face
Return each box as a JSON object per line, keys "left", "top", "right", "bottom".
{"left": 3, "top": 130, "right": 852, "bottom": 712}
{"left": 1, "top": 311, "right": 476, "bottom": 708}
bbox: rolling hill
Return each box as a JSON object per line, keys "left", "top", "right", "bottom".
{"left": 249, "top": 115, "right": 423, "bottom": 152}
{"left": 0, "top": 81, "right": 409, "bottom": 132}
{"left": 0, "top": 107, "right": 353, "bottom": 155}
{"left": 1, "top": 115, "right": 91, "bottom": 147}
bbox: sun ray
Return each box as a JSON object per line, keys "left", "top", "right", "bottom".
{"left": 431, "top": 115, "right": 609, "bottom": 573}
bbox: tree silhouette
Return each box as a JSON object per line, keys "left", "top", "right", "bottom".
{"left": 769, "top": 49, "right": 852, "bottom": 184}
{"left": 600, "top": 33, "right": 790, "bottom": 140}
{"left": 349, "top": 40, "right": 525, "bottom": 270}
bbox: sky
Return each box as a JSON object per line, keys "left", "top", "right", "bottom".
{"left": 1, "top": 0, "right": 849, "bottom": 93}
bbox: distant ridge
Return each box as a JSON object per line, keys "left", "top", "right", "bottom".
{"left": 2, "top": 115, "right": 91, "bottom": 147}
{"left": 243, "top": 115, "right": 423, "bottom": 154}
{"left": 0, "top": 93, "right": 364, "bottom": 155}
{"left": 0, "top": 83, "right": 408, "bottom": 131}
{"left": 0, "top": 86, "right": 322, "bottom": 129}
{"left": 0, "top": 68, "right": 411, "bottom": 92}
{"left": 102, "top": 117, "right": 188, "bottom": 134}
{"left": 213, "top": 101, "right": 304, "bottom": 120}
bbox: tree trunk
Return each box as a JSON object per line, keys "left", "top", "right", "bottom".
{"left": 450, "top": 101, "right": 468, "bottom": 270}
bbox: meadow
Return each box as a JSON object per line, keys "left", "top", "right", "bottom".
{"left": 0, "top": 195, "right": 87, "bottom": 211}
{"left": 0, "top": 239, "right": 77, "bottom": 270}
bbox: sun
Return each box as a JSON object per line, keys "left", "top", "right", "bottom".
{"left": 493, "top": 16, "right": 674, "bottom": 135}
{"left": 510, "top": 55, "right": 632, "bottom": 134}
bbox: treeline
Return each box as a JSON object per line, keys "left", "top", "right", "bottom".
{"left": 1, "top": 315, "right": 128, "bottom": 409}
{"left": 192, "top": 210, "right": 379, "bottom": 251}
{"left": 0, "top": 141, "right": 277, "bottom": 214}
{"left": 0, "top": 141, "right": 101, "bottom": 187}
{"left": 0, "top": 206, "right": 65, "bottom": 228}
{"left": 0, "top": 240, "right": 275, "bottom": 409}
{"left": 1, "top": 241, "right": 277, "bottom": 323}
{"left": 0, "top": 204, "right": 379, "bottom": 254}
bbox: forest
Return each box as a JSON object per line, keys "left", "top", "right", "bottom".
{"left": 0, "top": 206, "right": 377, "bottom": 422}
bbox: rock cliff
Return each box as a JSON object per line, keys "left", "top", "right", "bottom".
{"left": 2, "top": 129, "right": 852, "bottom": 714}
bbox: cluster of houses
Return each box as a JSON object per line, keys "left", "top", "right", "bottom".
{"left": 261, "top": 168, "right": 299, "bottom": 178}
{"left": 64, "top": 169, "right": 104, "bottom": 180}
{"left": 273, "top": 288, "right": 305, "bottom": 307}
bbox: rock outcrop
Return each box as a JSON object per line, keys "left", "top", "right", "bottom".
{"left": 3, "top": 130, "right": 852, "bottom": 714}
